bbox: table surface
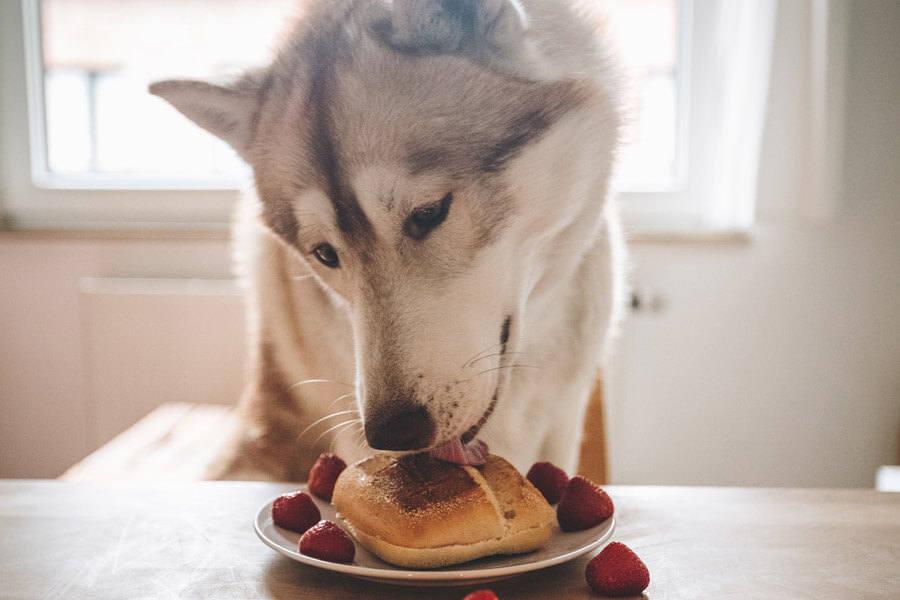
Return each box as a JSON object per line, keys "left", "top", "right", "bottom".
{"left": 0, "top": 480, "right": 898, "bottom": 599}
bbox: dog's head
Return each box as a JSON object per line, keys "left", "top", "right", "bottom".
{"left": 151, "top": 0, "right": 618, "bottom": 461}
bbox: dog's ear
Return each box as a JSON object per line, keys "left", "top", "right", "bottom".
{"left": 148, "top": 71, "right": 265, "bottom": 156}
{"left": 389, "top": 0, "right": 544, "bottom": 78}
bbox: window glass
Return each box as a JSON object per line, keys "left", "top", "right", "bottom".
{"left": 39, "top": 0, "right": 682, "bottom": 189}
{"left": 606, "top": 0, "right": 683, "bottom": 190}
{"left": 41, "top": 0, "right": 297, "bottom": 180}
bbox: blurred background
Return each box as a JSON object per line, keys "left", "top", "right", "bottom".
{"left": 1, "top": 0, "right": 898, "bottom": 487}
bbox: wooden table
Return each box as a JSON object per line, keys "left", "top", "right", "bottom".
{"left": 0, "top": 481, "right": 897, "bottom": 599}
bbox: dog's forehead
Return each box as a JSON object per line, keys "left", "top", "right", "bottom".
{"left": 329, "top": 41, "right": 587, "bottom": 179}
{"left": 261, "top": 22, "right": 587, "bottom": 179}
{"left": 329, "top": 48, "right": 499, "bottom": 172}
{"left": 253, "top": 7, "right": 588, "bottom": 247}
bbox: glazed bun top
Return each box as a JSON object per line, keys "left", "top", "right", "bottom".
{"left": 331, "top": 453, "right": 555, "bottom": 567}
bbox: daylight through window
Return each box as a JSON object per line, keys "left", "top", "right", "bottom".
{"left": 38, "top": 0, "right": 683, "bottom": 190}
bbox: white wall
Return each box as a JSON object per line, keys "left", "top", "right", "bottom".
{"left": 0, "top": 235, "right": 237, "bottom": 478}
{"left": 1, "top": 1, "right": 898, "bottom": 485}
{"left": 607, "top": 1, "right": 900, "bottom": 487}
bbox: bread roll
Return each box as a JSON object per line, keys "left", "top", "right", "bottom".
{"left": 331, "top": 454, "right": 554, "bottom": 568}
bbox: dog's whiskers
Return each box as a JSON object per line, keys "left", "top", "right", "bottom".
{"left": 313, "top": 418, "right": 362, "bottom": 446}
{"left": 328, "top": 418, "right": 364, "bottom": 453}
{"left": 353, "top": 430, "right": 369, "bottom": 454}
{"left": 298, "top": 409, "right": 359, "bottom": 439}
{"left": 462, "top": 342, "right": 506, "bottom": 368}
{"left": 289, "top": 378, "right": 354, "bottom": 390}
{"left": 469, "top": 363, "right": 543, "bottom": 381}
{"left": 326, "top": 392, "right": 357, "bottom": 410}
{"left": 467, "top": 350, "right": 533, "bottom": 367}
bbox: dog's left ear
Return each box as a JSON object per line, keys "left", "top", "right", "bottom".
{"left": 148, "top": 71, "right": 265, "bottom": 157}
{"left": 389, "top": 0, "right": 544, "bottom": 78}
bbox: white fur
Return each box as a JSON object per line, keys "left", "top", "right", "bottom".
{"left": 151, "top": 0, "right": 625, "bottom": 479}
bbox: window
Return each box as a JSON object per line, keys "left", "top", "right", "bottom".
{"left": 2, "top": 1, "right": 844, "bottom": 233}
{"left": 39, "top": 0, "right": 297, "bottom": 186}
{"left": 607, "top": 0, "right": 686, "bottom": 193}
{"left": 32, "top": 0, "right": 683, "bottom": 191}
{"left": 618, "top": 0, "right": 777, "bottom": 234}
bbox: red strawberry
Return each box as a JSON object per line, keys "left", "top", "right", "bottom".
{"left": 308, "top": 453, "right": 348, "bottom": 501}
{"left": 463, "top": 591, "right": 499, "bottom": 600}
{"left": 556, "top": 476, "right": 614, "bottom": 531}
{"left": 299, "top": 520, "right": 355, "bottom": 563}
{"left": 585, "top": 542, "right": 650, "bottom": 597}
{"left": 526, "top": 461, "right": 569, "bottom": 504}
{"left": 271, "top": 491, "right": 320, "bottom": 534}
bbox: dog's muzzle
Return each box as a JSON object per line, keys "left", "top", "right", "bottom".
{"left": 364, "top": 404, "right": 436, "bottom": 452}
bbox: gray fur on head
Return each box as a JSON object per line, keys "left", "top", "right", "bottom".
{"left": 388, "top": 0, "right": 544, "bottom": 78}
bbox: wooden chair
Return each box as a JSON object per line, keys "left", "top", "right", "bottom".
{"left": 577, "top": 376, "right": 608, "bottom": 485}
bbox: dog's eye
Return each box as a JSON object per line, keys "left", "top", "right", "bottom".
{"left": 312, "top": 243, "right": 340, "bottom": 268}
{"left": 405, "top": 193, "right": 452, "bottom": 240}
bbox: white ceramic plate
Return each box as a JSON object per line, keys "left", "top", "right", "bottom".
{"left": 254, "top": 486, "right": 615, "bottom": 587}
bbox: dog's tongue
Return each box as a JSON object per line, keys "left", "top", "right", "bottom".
{"left": 431, "top": 438, "right": 489, "bottom": 466}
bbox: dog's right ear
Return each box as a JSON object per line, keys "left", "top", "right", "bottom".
{"left": 149, "top": 71, "right": 265, "bottom": 156}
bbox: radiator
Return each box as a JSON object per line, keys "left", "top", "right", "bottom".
{"left": 78, "top": 278, "right": 246, "bottom": 451}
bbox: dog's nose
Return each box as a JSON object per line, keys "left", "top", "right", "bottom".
{"left": 365, "top": 404, "right": 436, "bottom": 451}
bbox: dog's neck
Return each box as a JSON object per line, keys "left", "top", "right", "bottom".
{"left": 484, "top": 201, "right": 623, "bottom": 472}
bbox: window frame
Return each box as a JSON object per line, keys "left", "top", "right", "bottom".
{"left": 613, "top": 0, "right": 697, "bottom": 232}
{"left": 1, "top": 0, "right": 240, "bottom": 230}
{"left": 615, "top": 0, "right": 775, "bottom": 237}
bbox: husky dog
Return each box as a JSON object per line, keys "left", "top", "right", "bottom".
{"left": 150, "top": 0, "right": 625, "bottom": 480}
